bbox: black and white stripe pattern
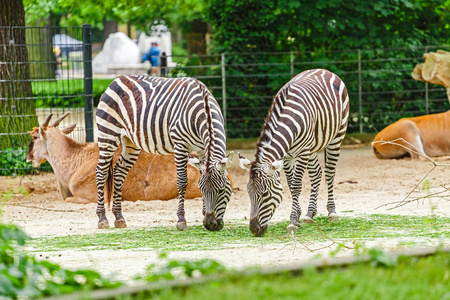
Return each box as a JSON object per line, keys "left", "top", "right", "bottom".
{"left": 95, "top": 75, "right": 233, "bottom": 231}
{"left": 240, "top": 69, "right": 349, "bottom": 236}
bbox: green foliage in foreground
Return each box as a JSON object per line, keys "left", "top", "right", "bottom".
{"left": 29, "top": 215, "right": 450, "bottom": 252}
{"left": 129, "top": 251, "right": 450, "bottom": 300}
{"left": 0, "top": 223, "right": 120, "bottom": 299}
{"left": 138, "top": 253, "right": 227, "bottom": 282}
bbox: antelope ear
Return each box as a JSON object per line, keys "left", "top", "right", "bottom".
{"left": 266, "top": 160, "right": 283, "bottom": 176}
{"left": 238, "top": 152, "right": 251, "bottom": 172}
{"left": 39, "top": 126, "right": 47, "bottom": 139}
{"left": 62, "top": 123, "right": 77, "bottom": 135}
{"left": 217, "top": 151, "right": 234, "bottom": 172}
{"left": 188, "top": 153, "right": 206, "bottom": 172}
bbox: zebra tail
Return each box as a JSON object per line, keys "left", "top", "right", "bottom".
{"left": 104, "top": 163, "right": 113, "bottom": 208}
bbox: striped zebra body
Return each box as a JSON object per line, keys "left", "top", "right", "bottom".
{"left": 95, "top": 75, "right": 233, "bottom": 231}
{"left": 239, "top": 69, "right": 349, "bottom": 236}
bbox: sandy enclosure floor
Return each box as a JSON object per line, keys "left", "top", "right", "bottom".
{"left": 1, "top": 146, "right": 450, "bottom": 281}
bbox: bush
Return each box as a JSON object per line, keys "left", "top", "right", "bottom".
{"left": 0, "top": 148, "right": 51, "bottom": 176}
{"left": 0, "top": 222, "right": 121, "bottom": 299}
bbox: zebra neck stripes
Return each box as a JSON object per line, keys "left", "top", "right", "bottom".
{"left": 240, "top": 69, "right": 349, "bottom": 236}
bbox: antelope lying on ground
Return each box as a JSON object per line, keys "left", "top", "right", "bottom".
{"left": 372, "top": 110, "right": 450, "bottom": 159}
{"left": 26, "top": 112, "right": 211, "bottom": 204}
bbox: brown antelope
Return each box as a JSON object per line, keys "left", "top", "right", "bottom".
{"left": 372, "top": 110, "right": 450, "bottom": 159}
{"left": 26, "top": 112, "right": 220, "bottom": 204}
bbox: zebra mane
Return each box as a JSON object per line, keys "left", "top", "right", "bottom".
{"left": 254, "top": 92, "right": 282, "bottom": 165}
{"left": 200, "top": 81, "right": 215, "bottom": 172}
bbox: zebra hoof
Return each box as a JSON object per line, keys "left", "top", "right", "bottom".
{"left": 286, "top": 224, "right": 298, "bottom": 232}
{"left": 98, "top": 221, "right": 110, "bottom": 229}
{"left": 114, "top": 219, "right": 127, "bottom": 228}
{"left": 328, "top": 213, "right": 339, "bottom": 222}
{"left": 303, "top": 216, "right": 314, "bottom": 224}
{"left": 177, "top": 221, "right": 188, "bottom": 231}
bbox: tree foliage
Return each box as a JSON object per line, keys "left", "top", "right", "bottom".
{"left": 207, "top": 0, "right": 450, "bottom": 53}
{"left": 24, "top": 0, "right": 206, "bottom": 33}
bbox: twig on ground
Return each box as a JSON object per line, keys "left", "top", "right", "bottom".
{"left": 279, "top": 223, "right": 354, "bottom": 253}
{"left": 2, "top": 203, "right": 80, "bottom": 213}
{"left": 372, "top": 139, "right": 450, "bottom": 210}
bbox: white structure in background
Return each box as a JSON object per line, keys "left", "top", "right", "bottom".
{"left": 93, "top": 25, "right": 176, "bottom": 76}
{"left": 92, "top": 32, "right": 141, "bottom": 74}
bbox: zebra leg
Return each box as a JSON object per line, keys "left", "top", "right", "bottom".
{"left": 284, "top": 155, "right": 307, "bottom": 232}
{"left": 174, "top": 146, "right": 189, "bottom": 230}
{"left": 96, "top": 138, "right": 119, "bottom": 229}
{"left": 304, "top": 153, "right": 322, "bottom": 224}
{"left": 112, "top": 136, "right": 141, "bottom": 228}
{"left": 324, "top": 141, "right": 343, "bottom": 221}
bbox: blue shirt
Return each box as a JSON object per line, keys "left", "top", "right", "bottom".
{"left": 149, "top": 46, "right": 161, "bottom": 66}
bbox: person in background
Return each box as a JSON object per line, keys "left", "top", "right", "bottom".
{"left": 148, "top": 41, "right": 161, "bottom": 75}
{"left": 53, "top": 46, "right": 62, "bottom": 78}
{"left": 160, "top": 51, "right": 167, "bottom": 77}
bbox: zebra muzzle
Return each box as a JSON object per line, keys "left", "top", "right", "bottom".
{"left": 249, "top": 217, "right": 267, "bottom": 236}
{"left": 203, "top": 212, "right": 224, "bottom": 231}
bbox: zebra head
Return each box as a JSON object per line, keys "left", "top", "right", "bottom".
{"left": 239, "top": 153, "right": 283, "bottom": 236}
{"left": 188, "top": 152, "right": 234, "bottom": 231}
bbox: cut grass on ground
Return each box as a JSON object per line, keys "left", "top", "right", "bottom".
{"left": 28, "top": 215, "right": 450, "bottom": 252}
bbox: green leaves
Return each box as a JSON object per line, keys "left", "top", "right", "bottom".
{"left": 141, "top": 258, "right": 226, "bottom": 282}
{"left": 0, "top": 222, "right": 121, "bottom": 299}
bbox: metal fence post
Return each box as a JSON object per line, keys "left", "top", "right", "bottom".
{"left": 221, "top": 53, "right": 227, "bottom": 135}
{"left": 358, "top": 49, "right": 363, "bottom": 133}
{"left": 425, "top": 46, "right": 429, "bottom": 115}
{"left": 290, "top": 51, "right": 294, "bottom": 78}
{"left": 82, "top": 24, "right": 94, "bottom": 142}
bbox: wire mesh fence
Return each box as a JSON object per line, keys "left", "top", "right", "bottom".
{"left": 161, "top": 45, "right": 449, "bottom": 138}
{"left": 1, "top": 25, "right": 448, "bottom": 175}
{"left": 0, "top": 25, "right": 93, "bottom": 175}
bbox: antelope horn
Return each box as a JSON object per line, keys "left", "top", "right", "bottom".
{"left": 51, "top": 111, "right": 71, "bottom": 127}
{"left": 42, "top": 114, "right": 53, "bottom": 129}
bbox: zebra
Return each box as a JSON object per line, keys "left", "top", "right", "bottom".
{"left": 95, "top": 75, "right": 233, "bottom": 231}
{"left": 239, "top": 69, "right": 349, "bottom": 236}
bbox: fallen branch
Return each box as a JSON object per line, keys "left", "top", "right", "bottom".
{"left": 2, "top": 202, "right": 80, "bottom": 213}
{"left": 372, "top": 138, "right": 450, "bottom": 210}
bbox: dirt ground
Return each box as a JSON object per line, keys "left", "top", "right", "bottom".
{"left": 1, "top": 146, "right": 449, "bottom": 281}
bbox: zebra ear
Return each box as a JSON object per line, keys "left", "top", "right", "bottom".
{"left": 188, "top": 154, "right": 206, "bottom": 172}
{"left": 217, "top": 151, "right": 234, "bottom": 172}
{"left": 266, "top": 160, "right": 283, "bottom": 176}
{"left": 238, "top": 152, "right": 251, "bottom": 172}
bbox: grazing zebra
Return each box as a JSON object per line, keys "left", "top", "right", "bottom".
{"left": 95, "top": 75, "right": 233, "bottom": 231}
{"left": 239, "top": 69, "right": 349, "bottom": 236}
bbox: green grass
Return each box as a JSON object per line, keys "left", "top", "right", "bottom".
{"left": 28, "top": 215, "right": 450, "bottom": 252}
{"left": 128, "top": 251, "right": 450, "bottom": 300}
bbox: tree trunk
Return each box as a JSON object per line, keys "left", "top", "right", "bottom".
{"left": 412, "top": 50, "right": 450, "bottom": 104}
{"left": 103, "top": 19, "right": 118, "bottom": 42}
{"left": 0, "top": 0, "right": 37, "bottom": 149}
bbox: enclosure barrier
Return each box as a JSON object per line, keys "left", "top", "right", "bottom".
{"left": 157, "top": 46, "right": 449, "bottom": 139}
{"left": 0, "top": 25, "right": 93, "bottom": 175}
{"left": 0, "top": 25, "right": 448, "bottom": 174}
